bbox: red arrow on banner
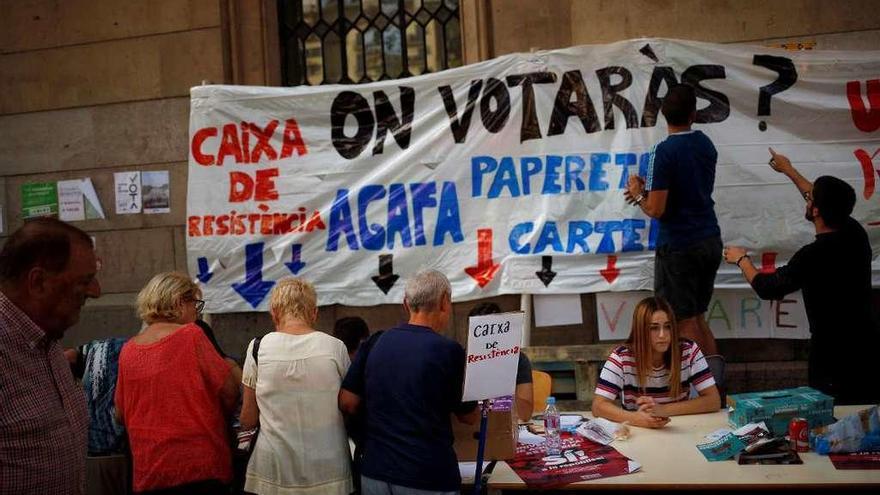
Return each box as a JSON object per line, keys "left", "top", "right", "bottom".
{"left": 854, "top": 148, "right": 880, "bottom": 199}
{"left": 761, "top": 252, "right": 777, "bottom": 274}
{"left": 464, "top": 228, "right": 501, "bottom": 288}
{"left": 599, "top": 255, "right": 620, "bottom": 284}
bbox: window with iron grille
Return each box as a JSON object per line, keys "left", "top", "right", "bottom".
{"left": 278, "top": 0, "right": 462, "bottom": 86}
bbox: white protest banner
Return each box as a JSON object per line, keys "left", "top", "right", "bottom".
{"left": 187, "top": 38, "right": 880, "bottom": 312}
{"left": 596, "top": 290, "right": 809, "bottom": 341}
{"left": 115, "top": 171, "right": 142, "bottom": 214}
{"left": 463, "top": 311, "right": 524, "bottom": 402}
{"left": 765, "top": 291, "right": 810, "bottom": 340}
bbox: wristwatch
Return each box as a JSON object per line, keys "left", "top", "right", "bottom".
{"left": 735, "top": 254, "right": 750, "bottom": 267}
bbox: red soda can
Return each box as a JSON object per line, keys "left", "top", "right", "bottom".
{"left": 789, "top": 417, "right": 809, "bottom": 452}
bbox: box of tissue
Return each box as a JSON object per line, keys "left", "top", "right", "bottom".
{"left": 727, "top": 387, "right": 834, "bottom": 436}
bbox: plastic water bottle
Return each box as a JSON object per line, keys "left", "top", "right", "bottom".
{"left": 811, "top": 405, "right": 880, "bottom": 454}
{"left": 544, "top": 396, "right": 561, "bottom": 455}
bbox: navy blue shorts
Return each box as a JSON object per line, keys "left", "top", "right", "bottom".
{"left": 654, "top": 235, "right": 722, "bottom": 320}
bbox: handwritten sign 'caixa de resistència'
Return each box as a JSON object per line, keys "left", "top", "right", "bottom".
{"left": 462, "top": 311, "right": 524, "bottom": 402}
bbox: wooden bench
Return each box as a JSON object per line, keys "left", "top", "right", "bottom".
{"left": 523, "top": 344, "right": 618, "bottom": 410}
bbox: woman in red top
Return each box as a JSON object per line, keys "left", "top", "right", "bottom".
{"left": 115, "top": 272, "right": 241, "bottom": 494}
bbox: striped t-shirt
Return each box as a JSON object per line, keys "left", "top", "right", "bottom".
{"left": 594, "top": 340, "right": 715, "bottom": 411}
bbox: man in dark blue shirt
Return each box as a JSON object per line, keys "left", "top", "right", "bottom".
{"left": 339, "top": 269, "right": 477, "bottom": 495}
{"left": 724, "top": 150, "right": 878, "bottom": 404}
{"left": 624, "top": 84, "right": 725, "bottom": 399}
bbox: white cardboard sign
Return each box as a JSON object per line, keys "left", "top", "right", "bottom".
{"left": 462, "top": 311, "right": 524, "bottom": 401}
{"left": 533, "top": 293, "right": 583, "bottom": 327}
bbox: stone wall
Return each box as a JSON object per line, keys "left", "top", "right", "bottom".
{"left": 2, "top": 0, "right": 877, "bottom": 396}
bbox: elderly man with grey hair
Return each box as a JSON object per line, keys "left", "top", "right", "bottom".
{"left": 339, "top": 269, "right": 477, "bottom": 495}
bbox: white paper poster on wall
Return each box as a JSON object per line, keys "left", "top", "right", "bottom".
{"left": 596, "top": 290, "right": 809, "bottom": 341}
{"left": 533, "top": 293, "right": 583, "bottom": 327}
{"left": 115, "top": 171, "right": 142, "bottom": 214}
{"left": 142, "top": 171, "right": 170, "bottom": 214}
{"left": 80, "top": 178, "right": 105, "bottom": 220}
{"left": 57, "top": 180, "right": 85, "bottom": 221}
{"left": 463, "top": 311, "right": 524, "bottom": 401}
{"left": 57, "top": 178, "right": 105, "bottom": 221}
{"left": 187, "top": 38, "right": 880, "bottom": 312}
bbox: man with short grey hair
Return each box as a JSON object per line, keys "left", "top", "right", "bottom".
{"left": 339, "top": 269, "right": 477, "bottom": 495}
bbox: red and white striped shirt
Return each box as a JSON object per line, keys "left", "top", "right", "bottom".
{"left": 0, "top": 290, "right": 88, "bottom": 495}
{"left": 595, "top": 339, "right": 715, "bottom": 410}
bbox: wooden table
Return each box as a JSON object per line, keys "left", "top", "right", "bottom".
{"left": 487, "top": 405, "right": 880, "bottom": 493}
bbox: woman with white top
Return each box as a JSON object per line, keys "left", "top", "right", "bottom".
{"left": 239, "top": 278, "right": 352, "bottom": 495}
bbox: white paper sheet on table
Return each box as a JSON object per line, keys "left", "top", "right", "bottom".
{"left": 560, "top": 415, "right": 583, "bottom": 429}
{"left": 458, "top": 462, "right": 491, "bottom": 484}
{"left": 576, "top": 417, "right": 620, "bottom": 445}
{"left": 517, "top": 428, "right": 545, "bottom": 446}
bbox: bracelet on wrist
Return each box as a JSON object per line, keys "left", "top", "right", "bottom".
{"left": 735, "top": 254, "right": 750, "bottom": 267}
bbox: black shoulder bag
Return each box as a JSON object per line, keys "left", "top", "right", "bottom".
{"left": 232, "top": 337, "right": 262, "bottom": 494}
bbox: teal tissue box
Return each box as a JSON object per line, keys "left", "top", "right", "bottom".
{"left": 727, "top": 387, "right": 834, "bottom": 436}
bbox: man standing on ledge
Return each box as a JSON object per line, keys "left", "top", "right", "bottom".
{"left": 339, "top": 269, "right": 477, "bottom": 495}
{"left": 0, "top": 218, "right": 102, "bottom": 495}
{"left": 724, "top": 149, "right": 878, "bottom": 405}
{"left": 624, "top": 84, "right": 725, "bottom": 400}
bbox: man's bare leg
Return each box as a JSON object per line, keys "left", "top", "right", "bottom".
{"left": 680, "top": 314, "right": 725, "bottom": 408}
{"left": 677, "top": 314, "right": 717, "bottom": 355}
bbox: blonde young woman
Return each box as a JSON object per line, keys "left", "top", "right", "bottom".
{"left": 591, "top": 296, "right": 720, "bottom": 428}
{"left": 115, "top": 272, "right": 241, "bottom": 494}
{"left": 239, "top": 277, "right": 352, "bottom": 495}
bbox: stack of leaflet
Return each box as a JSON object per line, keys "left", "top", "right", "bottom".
{"left": 696, "top": 422, "right": 801, "bottom": 463}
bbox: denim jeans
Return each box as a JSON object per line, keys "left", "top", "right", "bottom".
{"left": 361, "top": 475, "right": 457, "bottom": 495}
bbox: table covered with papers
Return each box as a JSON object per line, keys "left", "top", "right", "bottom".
{"left": 487, "top": 405, "right": 880, "bottom": 493}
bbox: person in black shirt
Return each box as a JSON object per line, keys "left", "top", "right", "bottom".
{"left": 625, "top": 85, "right": 725, "bottom": 401}
{"left": 723, "top": 148, "right": 878, "bottom": 404}
{"left": 333, "top": 316, "right": 370, "bottom": 361}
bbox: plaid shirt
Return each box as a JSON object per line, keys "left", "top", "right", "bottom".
{"left": 0, "top": 290, "right": 88, "bottom": 495}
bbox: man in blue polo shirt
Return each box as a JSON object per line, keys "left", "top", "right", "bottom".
{"left": 339, "top": 269, "right": 477, "bottom": 495}
{"left": 624, "top": 83, "right": 725, "bottom": 400}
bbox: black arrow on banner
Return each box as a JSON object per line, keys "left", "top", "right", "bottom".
{"left": 535, "top": 256, "right": 557, "bottom": 287}
{"left": 639, "top": 43, "right": 659, "bottom": 62}
{"left": 371, "top": 254, "right": 400, "bottom": 294}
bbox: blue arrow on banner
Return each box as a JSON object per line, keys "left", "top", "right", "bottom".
{"left": 196, "top": 257, "right": 213, "bottom": 283}
{"left": 232, "top": 242, "right": 275, "bottom": 309}
{"left": 285, "top": 244, "right": 306, "bottom": 275}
